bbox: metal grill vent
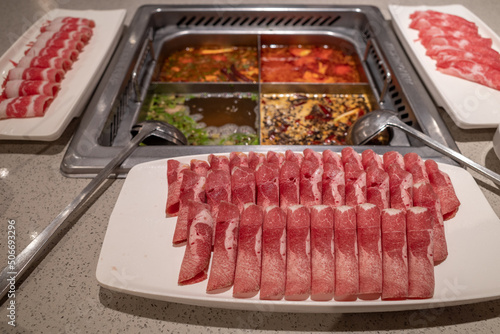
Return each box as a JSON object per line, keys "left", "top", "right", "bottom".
{"left": 176, "top": 14, "right": 341, "bottom": 28}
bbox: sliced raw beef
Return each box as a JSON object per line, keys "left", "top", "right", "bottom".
{"left": 425, "top": 160, "right": 460, "bottom": 220}
{"left": 248, "top": 151, "right": 266, "bottom": 171}
{"left": 35, "top": 30, "right": 90, "bottom": 45}
{"left": 44, "top": 17, "right": 96, "bottom": 28}
{"left": 357, "top": 203, "right": 382, "bottom": 300}
{"left": 334, "top": 205, "right": 358, "bottom": 301}
{"left": 344, "top": 162, "right": 366, "bottom": 206}
{"left": 300, "top": 149, "right": 323, "bottom": 207}
{"left": 41, "top": 22, "right": 93, "bottom": 41}
{"left": 229, "top": 151, "right": 248, "bottom": 172}
{"left": 433, "top": 48, "right": 500, "bottom": 72}
{"left": 285, "top": 205, "right": 311, "bottom": 300}
{"left": 404, "top": 152, "right": 429, "bottom": 184}
{"left": 208, "top": 154, "right": 230, "bottom": 173}
{"left": 17, "top": 55, "right": 72, "bottom": 72}
{"left": 406, "top": 207, "right": 435, "bottom": 299}
{"left": 420, "top": 35, "right": 492, "bottom": 50}
{"left": 413, "top": 181, "right": 448, "bottom": 264}
{"left": 260, "top": 205, "right": 287, "bottom": 300}
{"left": 383, "top": 151, "right": 405, "bottom": 171}
{"left": 365, "top": 165, "right": 390, "bottom": 211}
{"left": 30, "top": 36, "right": 84, "bottom": 53}
{"left": 341, "top": 147, "right": 363, "bottom": 170}
{"left": 267, "top": 151, "right": 284, "bottom": 167}
{"left": 409, "top": 10, "right": 478, "bottom": 32}
{"left": 322, "top": 158, "right": 345, "bottom": 207}
{"left": 387, "top": 164, "right": 413, "bottom": 210}
{"left": 233, "top": 203, "right": 264, "bottom": 298}
{"left": 26, "top": 46, "right": 79, "bottom": 62}
{"left": 172, "top": 170, "right": 206, "bottom": 244}
{"left": 381, "top": 208, "right": 408, "bottom": 300}
{"left": 166, "top": 159, "right": 189, "bottom": 216}
{"left": 285, "top": 149, "right": 303, "bottom": 165}
{"left": 0, "top": 95, "right": 53, "bottom": 119}
{"left": 361, "top": 149, "right": 384, "bottom": 170}
{"left": 310, "top": 205, "right": 335, "bottom": 301}
{"left": 6, "top": 67, "right": 64, "bottom": 83}
{"left": 206, "top": 169, "right": 231, "bottom": 220}
{"left": 190, "top": 159, "right": 210, "bottom": 177}
{"left": 207, "top": 201, "right": 240, "bottom": 292}
{"left": 231, "top": 166, "right": 256, "bottom": 212}
{"left": 279, "top": 159, "right": 300, "bottom": 209}
{"left": 255, "top": 162, "right": 280, "bottom": 208}
{"left": 437, "top": 59, "right": 500, "bottom": 91}
{"left": 3, "top": 80, "right": 60, "bottom": 98}
{"left": 178, "top": 201, "right": 213, "bottom": 285}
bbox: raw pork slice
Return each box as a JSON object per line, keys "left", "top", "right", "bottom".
{"left": 0, "top": 95, "right": 53, "bottom": 119}
{"left": 365, "top": 165, "right": 390, "bottom": 211}
{"left": 248, "top": 151, "right": 266, "bottom": 171}
{"left": 413, "top": 181, "right": 448, "bottom": 264}
{"left": 285, "top": 205, "right": 311, "bottom": 300}
{"left": 387, "top": 164, "right": 413, "bottom": 210}
{"left": 255, "top": 162, "right": 280, "bottom": 208}
{"left": 310, "top": 205, "right": 335, "bottom": 301}
{"left": 425, "top": 160, "right": 460, "bottom": 220}
{"left": 344, "top": 163, "right": 366, "bottom": 206}
{"left": 334, "top": 205, "right": 358, "bottom": 301}
{"left": 357, "top": 203, "right": 382, "bottom": 300}
{"left": 3, "top": 80, "right": 60, "bottom": 98}
{"left": 178, "top": 201, "right": 213, "bottom": 285}
{"left": 165, "top": 159, "right": 189, "bottom": 216}
{"left": 260, "top": 205, "right": 287, "bottom": 300}
{"left": 279, "top": 159, "right": 300, "bottom": 209}
{"left": 6, "top": 67, "right": 64, "bottom": 83}
{"left": 207, "top": 201, "right": 240, "bottom": 292}
{"left": 300, "top": 149, "right": 323, "bottom": 207}
{"left": 406, "top": 207, "right": 435, "bottom": 299}
{"left": 208, "top": 154, "right": 230, "bottom": 173}
{"left": 233, "top": 203, "right": 264, "bottom": 298}
{"left": 381, "top": 209, "right": 408, "bottom": 300}
{"left": 231, "top": 166, "right": 256, "bottom": 212}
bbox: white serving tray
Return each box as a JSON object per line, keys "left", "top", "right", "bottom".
{"left": 389, "top": 4, "right": 500, "bottom": 129}
{"left": 96, "top": 153, "right": 500, "bottom": 313}
{"left": 0, "top": 8, "right": 126, "bottom": 140}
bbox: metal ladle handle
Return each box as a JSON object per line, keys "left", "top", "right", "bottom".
{"left": 388, "top": 115, "right": 500, "bottom": 186}
{"left": 0, "top": 125, "right": 157, "bottom": 301}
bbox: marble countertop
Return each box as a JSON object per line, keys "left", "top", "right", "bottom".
{"left": 0, "top": 0, "right": 499, "bottom": 333}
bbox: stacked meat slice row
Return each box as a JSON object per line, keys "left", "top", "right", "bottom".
{"left": 0, "top": 16, "right": 95, "bottom": 119}
{"left": 170, "top": 148, "right": 461, "bottom": 301}
{"left": 409, "top": 10, "right": 500, "bottom": 91}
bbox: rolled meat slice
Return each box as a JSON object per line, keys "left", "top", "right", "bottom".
{"left": 322, "top": 158, "right": 345, "bottom": 207}
{"left": 383, "top": 151, "right": 405, "bottom": 171}
{"left": 165, "top": 159, "right": 189, "bottom": 217}
{"left": 206, "top": 169, "right": 231, "bottom": 221}
{"left": 310, "top": 205, "right": 335, "bottom": 301}
{"left": 285, "top": 149, "right": 303, "bottom": 165}
{"left": 357, "top": 203, "right": 382, "bottom": 300}
{"left": 26, "top": 46, "right": 79, "bottom": 62}
{"left": 387, "top": 164, "right": 413, "bottom": 210}
{"left": 172, "top": 170, "right": 206, "bottom": 244}
{"left": 404, "top": 152, "right": 429, "bottom": 184}
{"left": 17, "top": 55, "right": 72, "bottom": 72}
{"left": 413, "top": 181, "right": 448, "bottom": 264}
{"left": 36, "top": 30, "right": 90, "bottom": 45}
{"left": 279, "top": 159, "right": 300, "bottom": 209}
{"left": 231, "top": 166, "right": 256, "bottom": 213}
{"left": 365, "top": 165, "right": 390, "bottom": 211}
{"left": 178, "top": 201, "right": 213, "bottom": 285}
{"left": 425, "top": 159, "right": 460, "bottom": 220}
{"left": 208, "top": 154, "right": 230, "bottom": 173}
{"left": 190, "top": 159, "right": 210, "bottom": 177}
{"left": 267, "top": 151, "right": 284, "bottom": 167}
{"left": 207, "top": 201, "right": 240, "bottom": 292}
{"left": 334, "top": 205, "right": 358, "bottom": 301}
{"left": 341, "top": 147, "right": 363, "bottom": 170}
{"left": 45, "top": 17, "right": 96, "bottom": 28}
{"left": 233, "top": 203, "right": 264, "bottom": 298}
{"left": 3, "top": 80, "right": 60, "bottom": 99}
{"left": 407, "top": 207, "right": 435, "bottom": 299}
{"left": 0, "top": 95, "right": 53, "bottom": 119}
{"left": 260, "top": 205, "right": 287, "bottom": 300}
{"left": 255, "top": 162, "right": 280, "bottom": 208}
{"left": 30, "top": 36, "right": 84, "bottom": 53}
{"left": 362, "top": 149, "right": 384, "bottom": 170}
{"left": 381, "top": 208, "right": 408, "bottom": 300}
{"left": 229, "top": 151, "right": 248, "bottom": 172}
{"left": 285, "top": 204, "right": 311, "bottom": 300}
{"left": 248, "top": 151, "right": 265, "bottom": 171}
{"left": 6, "top": 67, "right": 64, "bottom": 83}
{"left": 300, "top": 148, "right": 323, "bottom": 207}
{"left": 344, "top": 162, "right": 367, "bottom": 206}
{"left": 41, "top": 22, "right": 93, "bottom": 42}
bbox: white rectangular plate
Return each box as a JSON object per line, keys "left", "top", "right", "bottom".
{"left": 0, "top": 8, "right": 126, "bottom": 141}
{"left": 96, "top": 153, "right": 500, "bottom": 313}
{"left": 389, "top": 4, "right": 500, "bottom": 129}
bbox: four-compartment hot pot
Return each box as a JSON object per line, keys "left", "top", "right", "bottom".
{"left": 61, "top": 4, "right": 459, "bottom": 177}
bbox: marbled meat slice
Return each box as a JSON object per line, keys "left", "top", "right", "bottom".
{"left": 267, "top": 151, "right": 285, "bottom": 167}
{"left": 248, "top": 151, "right": 266, "bottom": 171}
{"left": 178, "top": 201, "right": 213, "bottom": 285}
{"left": 404, "top": 152, "right": 429, "bottom": 184}
{"left": 409, "top": 10, "right": 478, "bottom": 32}
{"left": 3, "top": 80, "right": 60, "bottom": 98}
{"left": 387, "top": 164, "right": 413, "bottom": 210}
{"left": 26, "top": 46, "right": 79, "bottom": 62}
{"left": 166, "top": 159, "right": 189, "bottom": 216}
{"left": 229, "top": 151, "right": 248, "bottom": 172}
{"left": 425, "top": 159, "right": 460, "bottom": 220}
{"left": 300, "top": 149, "right": 323, "bottom": 207}
{"left": 285, "top": 149, "right": 303, "bottom": 165}
{"left": 406, "top": 207, "right": 435, "bottom": 299}
{"left": 231, "top": 166, "right": 256, "bottom": 213}
{"left": 190, "top": 159, "right": 210, "bottom": 177}
{"left": 207, "top": 201, "right": 240, "bottom": 292}
{"left": 44, "top": 16, "right": 96, "bottom": 28}
{"left": 206, "top": 169, "right": 231, "bottom": 221}
{"left": 255, "top": 162, "right": 280, "bottom": 208}
{"left": 361, "top": 149, "right": 384, "bottom": 170}
{"left": 6, "top": 67, "right": 64, "bottom": 83}
{"left": 383, "top": 151, "right": 405, "bottom": 171}
{"left": 357, "top": 203, "right": 382, "bottom": 300}
{"left": 17, "top": 55, "right": 72, "bottom": 72}
{"left": 334, "top": 205, "right": 358, "bottom": 301}
{"left": 365, "top": 165, "right": 390, "bottom": 211}
{"left": 233, "top": 203, "right": 264, "bottom": 298}
{"left": 341, "top": 147, "right": 363, "bottom": 170}
{"left": 381, "top": 208, "right": 408, "bottom": 300}
{"left": 344, "top": 162, "right": 366, "bottom": 206}
{"left": 279, "top": 159, "right": 300, "bottom": 209}
{"left": 208, "top": 154, "right": 230, "bottom": 173}
{"left": 260, "top": 205, "right": 287, "bottom": 300}
{"left": 437, "top": 59, "right": 500, "bottom": 91}
{"left": 285, "top": 204, "right": 311, "bottom": 300}
{"left": 0, "top": 95, "right": 53, "bottom": 119}
{"left": 310, "top": 205, "right": 335, "bottom": 301}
